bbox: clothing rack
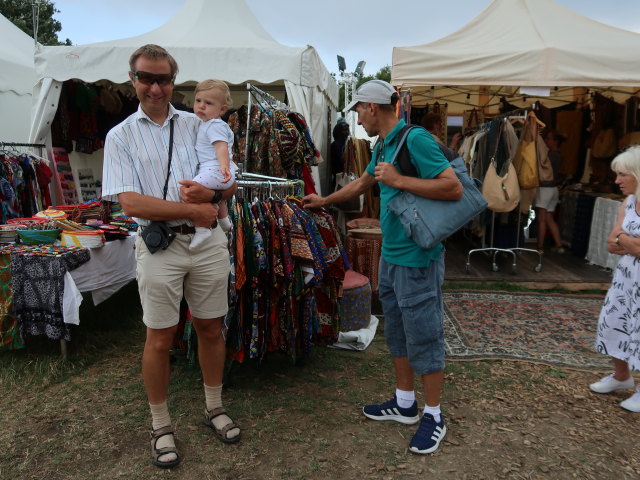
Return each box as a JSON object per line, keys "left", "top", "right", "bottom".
{"left": 236, "top": 171, "right": 303, "bottom": 198}
{"left": 0, "top": 142, "right": 46, "bottom": 149}
{"left": 243, "top": 83, "right": 290, "bottom": 174}
{"left": 465, "top": 116, "right": 543, "bottom": 274}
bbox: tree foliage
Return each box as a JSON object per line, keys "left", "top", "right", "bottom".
{"left": 0, "top": 0, "right": 71, "bottom": 45}
{"left": 356, "top": 65, "right": 391, "bottom": 88}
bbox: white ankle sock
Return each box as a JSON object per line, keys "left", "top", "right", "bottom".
{"left": 149, "top": 401, "right": 177, "bottom": 463}
{"left": 204, "top": 383, "right": 223, "bottom": 411}
{"left": 395, "top": 388, "right": 415, "bottom": 408}
{"left": 423, "top": 404, "right": 442, "bottom": 423}
{"left": 204, "top": 383, "right": 240, "bottom": 440}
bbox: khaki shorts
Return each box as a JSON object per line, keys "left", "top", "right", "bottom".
{"left": 134, "top": 228, "right": 230, "bottom": 329}
{"left": 534, "top": 186, "right": 559, "bottom": 212}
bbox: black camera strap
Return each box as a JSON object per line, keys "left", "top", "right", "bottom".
{"left": 161, "top": 118, "right": 175, "bottom": 200}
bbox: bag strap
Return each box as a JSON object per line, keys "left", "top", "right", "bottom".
{"left": 377, "top": 124, "right": 456, "bottom": 179}
{"left": 376, "top": 124, "right": 418, "bottom": 176}
{"left": 161, "top": 118, "right": 175, "bottom": 200}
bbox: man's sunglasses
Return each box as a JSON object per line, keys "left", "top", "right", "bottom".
{"left": 131, "top": 71, "right": 175, "bottom": 86}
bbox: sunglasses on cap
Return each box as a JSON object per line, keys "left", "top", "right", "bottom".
{"left": 131, "top": 71, "right": 175, "bottom": 86}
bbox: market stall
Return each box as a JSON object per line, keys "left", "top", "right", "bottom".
{"left": 0, "top": 14, "right": 36, "bottom": 143}
{"left": 29, "top": 0, "right": 339, "bottom": 201}
{"left": 390, "top": 0, "right": 640, "bottom": 266}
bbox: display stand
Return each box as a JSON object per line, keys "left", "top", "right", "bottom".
{"left": 464, "top": 112, "right": 543, "bottom": 274}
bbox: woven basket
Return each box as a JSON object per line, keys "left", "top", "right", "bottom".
{"left": 61, "top": 229, "right": 105, "bottom": 248}
{"left": 17, "top": 228, "right": 60, "bottom": 245}
{"left": 0, "top": 224, "right": 22, "bottom": 243}
{"left": 8, "top": 217, "right": 47, "bottom": 226}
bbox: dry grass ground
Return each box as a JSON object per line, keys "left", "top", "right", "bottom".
{"left": 1, "top": 284, "right": 639, "bottom": 480}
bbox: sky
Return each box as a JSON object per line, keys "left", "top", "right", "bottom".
{"left": 50, "top": 0, "right": 640, "bottom": 78}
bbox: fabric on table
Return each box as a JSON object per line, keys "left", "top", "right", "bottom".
{"left": 11, "top": 249, "right": 90, "bottom": 341}
{"left": 63, "top": 272, "right": 82, "bottom": 325}
{"left": 571, "top": 193, "right": 597, "bottom": 256}
{"left": 560, "top": 190, "right": 579, "bottom": 246}
{"left": 586, "top": 196, "right": 622, "bottom": 270}
{"left": 0, "top": 254, "right": 23, "bottom": 350}
{"left": 69, "top": 234, "right": 136, "bottom": 303}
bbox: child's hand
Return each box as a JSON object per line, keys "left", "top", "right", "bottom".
{"left": 221, "top": 167, "right": 232, "bottom": 184}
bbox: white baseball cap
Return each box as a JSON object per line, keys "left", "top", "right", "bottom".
{"left": 344, "top": 80, "right": 396, "bottom": 112}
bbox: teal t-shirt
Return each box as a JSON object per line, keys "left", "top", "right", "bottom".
{"left": 365, "top": 120, "right": 450, "bottom": 267}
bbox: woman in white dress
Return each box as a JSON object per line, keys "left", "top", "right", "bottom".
{"left": 590, "top": 146, "right": 640, "bottom": 412}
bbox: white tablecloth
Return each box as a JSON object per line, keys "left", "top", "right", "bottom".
{"left": 69, "top": 234, "right": 136, "bottom": 305}
{"left": 585, "top": 197, "right": 621, "bottom": 270}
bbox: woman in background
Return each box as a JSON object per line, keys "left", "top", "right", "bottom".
{"left": 590, "top": 146, "right": 640, "bottom": 412}
{"left": 535, "top": 130, "right": 566, "bottom": 254}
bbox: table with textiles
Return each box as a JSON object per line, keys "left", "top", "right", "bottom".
{"left": 559, "top": 190, "right": 600, "bottom": 256}
{"left": 0, "top": 244, "right": 90, "bottom": 350}
{"left": 0, "top": 236, "right": 137, "bottom": 351}
{"left": 586, "top": 196, "right": 622, "bottom": 270}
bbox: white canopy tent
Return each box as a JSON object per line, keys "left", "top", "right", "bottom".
{"left": 30, "top": 0, "right": 338, "bottom": 192}
{"left": 0, "top": 14, "right": 37, "bottom": 143}
{"left": 392, "top": 0, "right": 640, "bottom": 114}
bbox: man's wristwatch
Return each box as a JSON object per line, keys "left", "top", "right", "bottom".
{"left": 210, "top": 190, "right": 222, "bottom": 204}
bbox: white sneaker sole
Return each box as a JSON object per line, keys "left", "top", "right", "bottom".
{"left": 589, "top": 379, "right": 635, "bottom": 394}
{"left": 362, "top": 408, "right": 420, "bottom": 425}
{"left": 409, "top": 425, "right": 447, "bottom": 454}
{"left": 620, "top": 399, "right": 640, "bottom": 412}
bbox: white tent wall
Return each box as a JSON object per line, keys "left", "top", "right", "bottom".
{"left": 30, "top": 0, "right": 338, "bottom": 201}
{"left": 391, "top": 0, "right": 640, "bottom": 115}
{"left": 0, "top": 14, "right": 37, "bottom": 143}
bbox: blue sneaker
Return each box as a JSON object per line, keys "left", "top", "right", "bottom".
{"left": 409, "top": 413, "right": 446, "bottom": 454}
{"left": 362, "top": 395, "right": 420, "bottom": 424}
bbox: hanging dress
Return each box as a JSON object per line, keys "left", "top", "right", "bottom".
{"left": 595, "top": 195, "right": 640, "bottom": 370}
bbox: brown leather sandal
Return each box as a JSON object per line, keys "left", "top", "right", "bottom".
{"left": 150, "top": 425, "right": 181, "bottom": 469}
{"left": 203, "top": 407, "right": 241, "bottom": 444}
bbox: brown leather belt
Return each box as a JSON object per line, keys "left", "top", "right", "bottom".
{"left": 169, "top": 224, "right": 196, "bottom": 235}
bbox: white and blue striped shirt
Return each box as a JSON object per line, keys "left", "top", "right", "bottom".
{"left": 102, "top": 104, "right": 201, "bottom": 227}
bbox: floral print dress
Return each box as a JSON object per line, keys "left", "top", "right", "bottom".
{"left": 595, "top": 195, "right": 640, "bottom": 370}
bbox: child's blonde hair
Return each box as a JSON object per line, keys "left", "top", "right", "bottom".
{"left": 195, "top": 79, "right": 233, "bottom": 107}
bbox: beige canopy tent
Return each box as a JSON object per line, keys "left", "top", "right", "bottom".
{"left": 391, "top": 0, "right": 640, "bottom": 115}
{"left": 0, "top": 14, "right": 37, "bottom": 142}
{"left": 30, "top": 0, "right": 338, "bottom": 194}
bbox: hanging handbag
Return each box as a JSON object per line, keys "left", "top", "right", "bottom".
{"left": 335, "top": 138, "right": 364, "bottom": 212}
{"left": 140, "top": 119, "right": 177, "bottom": 254}
{"left": 482, "top": 160, "right": 520, "bottom": 212}
{"left": 512, "top": 112, "right": 539, "bottom": 189}
{"left": 536, "top": 134, "right": 554, "bottom": 185}
{"left": 385, "top": 125, "right": 488, "bottom": 250}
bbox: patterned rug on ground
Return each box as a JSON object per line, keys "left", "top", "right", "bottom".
{"left": 443, "top": 291, "right": 610, "bottom": 369}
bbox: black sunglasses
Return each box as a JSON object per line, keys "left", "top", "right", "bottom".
{"left": 131, "top": 71, "right": 175, "bottom": 87}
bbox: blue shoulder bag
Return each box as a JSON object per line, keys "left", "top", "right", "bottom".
{"left": 384, "top": 125, "right": 487, "bottom": 250}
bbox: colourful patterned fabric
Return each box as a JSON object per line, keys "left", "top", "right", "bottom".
{"left": 11, "top": 247, "right": 90, "bottom": 341}
{"left": 0, "top": 254, "right": 23, "bottom": 350}
{"left": 225, "top": 198, "right": 344, "bottom": 363}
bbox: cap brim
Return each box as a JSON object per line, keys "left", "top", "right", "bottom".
{"left": 343, "top": 99, "right": 359, "bottom": 113}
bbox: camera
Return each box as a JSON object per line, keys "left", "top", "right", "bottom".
{"left": 141, "top": 221, "right": 176, "bottom": 254}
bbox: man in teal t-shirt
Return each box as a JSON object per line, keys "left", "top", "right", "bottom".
{"left": 302, "top": 80, "right": 462, "bottom": 455}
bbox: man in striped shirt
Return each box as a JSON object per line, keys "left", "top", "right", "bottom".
{"left": 102, "top": 44, "right": 239, "bottom": 469}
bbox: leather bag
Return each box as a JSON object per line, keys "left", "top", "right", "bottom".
{"left": 385, "top": 125, "right": 488, "bottom": 250}
{"left": 536, "top": 134, "right": 554, "bottom": 185}
{"left": 512, "top": 114, "right": 539, "bottom": 189}
{"left": 335, "top": 137, "right": 364, "bottom": 212}
{"left": 482, "top": 161, "right": 520, "bottom": 213}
